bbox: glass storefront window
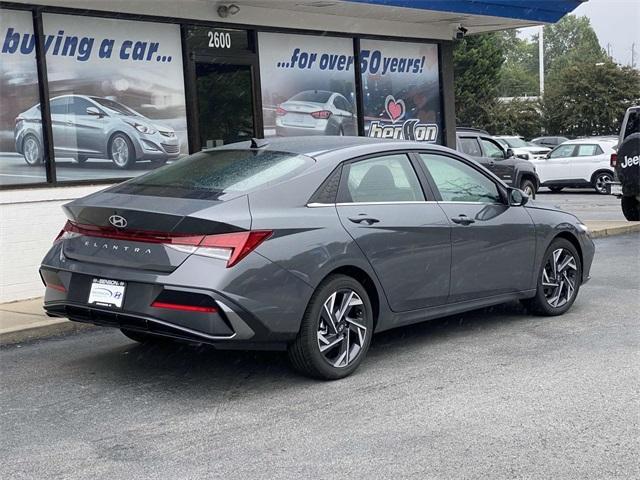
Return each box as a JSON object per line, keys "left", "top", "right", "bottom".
{"left": 360, "top": 39, "right": 442, "bottom": 144}
{"left": 258, "top": 33, "right": 358, "bottom": 138}
{"left": 41, "top": 13, "right": 188, "bottom": 181}
{"left": 0, "top": 9, "right": 47, "bottom": 186}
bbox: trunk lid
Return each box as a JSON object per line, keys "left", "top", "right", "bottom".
{"left": 61, "top": 192, "right": 251, "bottom": 272}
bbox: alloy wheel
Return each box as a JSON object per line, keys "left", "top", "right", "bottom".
{"left": 111, "top": 137, "right": 129, "bottom": 167}
{"left": 317, "top": 289, "right": 368, "bottom": 368}
{"left": 522, "top": 184, "right": 534, "bottom": 196}
{"left": 595, "top": 173, "right": 612, "bottom": 194}
{"left": 24, "top": 137, "right": 40, "bottom": 165}
{"left": 542, "top": 248, "right": 578, "bottom": 308}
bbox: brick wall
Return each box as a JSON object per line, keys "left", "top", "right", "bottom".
{"left": 0, "top": 185, "right": 110, "bottom": 303}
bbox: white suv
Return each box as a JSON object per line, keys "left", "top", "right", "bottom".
{"left": 533, "top": 138, "right": 617, "bottom": 194}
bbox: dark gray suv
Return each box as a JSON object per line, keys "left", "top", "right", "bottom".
{"left": 41, "top": 136, "right": 594, "bottom": 379}
{"left": 456, "top": 128, "right": 539, "bottom": 197}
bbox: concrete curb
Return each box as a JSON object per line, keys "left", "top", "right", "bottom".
{"left": 1, "top": 224, "right": 638, "bottom": 346}
{"left": 0, "top": 318, "right": 97, "bottom": 347}
{"left": 588, "top": 223, "right": 640, "bottom": 239}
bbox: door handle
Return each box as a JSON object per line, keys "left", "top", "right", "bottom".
{"left": 349, "top": 216, "right": 380, "bottom": 225}
{"left": 451, "top": 215, "right": 475, "bottom": 225}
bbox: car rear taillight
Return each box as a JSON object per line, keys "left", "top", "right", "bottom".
{"left": 310, "top": 110, "right": 332, "bottom": 120}
{"left": 610, "top": 153, "right": 617, "bottom": 168}
{"left": 151, "top": 301, "right": 218, "bottom": 313}
{"left": 56, "top": 221, "right": 272, "bottom": 268}
{"left": 276, "top": 106, "right": 287, "bottom": 116}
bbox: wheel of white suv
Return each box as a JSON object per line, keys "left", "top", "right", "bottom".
{"left": 288, "top": 275, "right": 374, "bottom": 380}
{"left": 522, "top": 238, "right": 582, "bottom": 316}
{"left": 592, "top": 171, "right": 613, "bottom": 194}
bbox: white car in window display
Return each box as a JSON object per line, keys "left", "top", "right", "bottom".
{"left": 275, "top": 90, "right": 357, "bottom": 137}
{"left": 533, "top": 138, "right": 617, "bottom": 194}
{"left": 15, "top": 95, "right": 180, "bottom": 169}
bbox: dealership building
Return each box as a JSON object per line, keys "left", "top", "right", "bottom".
{"left": 0, "top": 0, "right": 582, "bottom": 302}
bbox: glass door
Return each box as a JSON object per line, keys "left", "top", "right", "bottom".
{"left": 195, "top": 62, "right": 256, "bottom": 148}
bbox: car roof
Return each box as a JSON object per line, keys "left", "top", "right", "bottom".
{"left": 563, "top": 137, "right": 617, "bottom": 145}
{"left": 214, "top": 136, "right": 453, "bottom": 158}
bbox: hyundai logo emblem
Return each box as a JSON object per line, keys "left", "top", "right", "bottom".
{"left": 108, "top": 215, "right": 127, "bottom": 228}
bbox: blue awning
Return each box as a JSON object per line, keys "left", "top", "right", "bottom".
{"left": 344, "top": 0, "right": 585, "bottom": 23}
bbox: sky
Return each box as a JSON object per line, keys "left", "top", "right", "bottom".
{"left": 520, "top": 0, "right": 640, "bottom": 68}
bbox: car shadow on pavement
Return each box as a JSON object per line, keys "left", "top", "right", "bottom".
{"left": 65, "top": 301, "right": 536, "bottom": 393}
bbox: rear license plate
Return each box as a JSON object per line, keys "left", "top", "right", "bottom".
{"left": 610, "top": 183, "right": 623, "bottom": 196}
{"left": 88, "top": 278, "right": 126, "bottom": 309}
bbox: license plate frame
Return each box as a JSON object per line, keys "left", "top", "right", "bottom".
{"left": 610, "top": 183, "right": 623, "bottom": 196}
{"left": 88, "top": 278, "right": 126, "bottom": 309}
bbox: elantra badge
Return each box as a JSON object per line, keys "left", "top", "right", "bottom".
{"left": 108, "top": 215, "right": 127, "bottom": 228}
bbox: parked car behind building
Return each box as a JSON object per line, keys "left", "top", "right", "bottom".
{"left": 533, "top": 138, "right": 617, "bottom": 194}
{"left": 531, "top": 136, "right": 569, "bottom": 148}
{"left": 456, "top": 128, "right": 539, "bottom": 197}
{"left": 495, "top": 135, "right": 551, "bottom": 161}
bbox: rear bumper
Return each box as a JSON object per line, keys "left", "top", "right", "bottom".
{"left": 39, "top": 246, "right": 314, "bottom": 349}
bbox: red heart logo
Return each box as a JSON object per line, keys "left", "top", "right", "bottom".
{"left": 385, "top": 95, "right": 405, "bottom": 122}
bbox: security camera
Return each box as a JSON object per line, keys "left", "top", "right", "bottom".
{"left": 217, "top": 4, "right": 240, "bottom": 18}
{"left": 454, "top": 25, "right": 468, "bottom": 40}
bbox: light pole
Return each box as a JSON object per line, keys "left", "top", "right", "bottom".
{"left": 538, "top": 25, "right": 545, "bottom": 96}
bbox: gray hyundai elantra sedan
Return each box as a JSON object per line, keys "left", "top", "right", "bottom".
{"left": 41, "top": 136, "right": 595, "bottom": 379}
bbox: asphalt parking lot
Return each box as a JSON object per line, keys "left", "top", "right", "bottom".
{"left": 536, "top": 188, "right": 626, "bottom": 222}
{"left": 1, "top": 233, "right": 638, "bottom": 480}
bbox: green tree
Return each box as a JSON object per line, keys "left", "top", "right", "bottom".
{"left": 454, "top": 33, "right": 505, "bottom": 128}
{"left": 541, "top": 15, "right": 606, "bottom": 75}
{"left": 541, "top": 60, "right": 640, "bottom": 137}
{"left": 498, "top": 30, "right": 539, "bottom": 97}
{"left": 486, "top": 99, "right": 543, "bottom": 139}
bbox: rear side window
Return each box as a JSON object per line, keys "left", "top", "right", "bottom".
{"left": 576, "top": 144, "right": 601, "bottom": 156}
{"left": 623, "top": 110, "right": 639, "bottom": 140}
{"left": 113, "top": 149, "right": 314, "bottom": 199}
{"left": 459, "top": 137, "right": 482, "bottom": 157}
{"left": 341, "top": 154, "right": 424, "bottom": 203}
{"left": 419, "top": 153, "right": 501, "bottom": 204}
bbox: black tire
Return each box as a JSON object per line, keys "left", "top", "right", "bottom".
{"left": 549, "top": 186, "right": 564, "bottom": 193}
{"left": 22, "top": 134, "right": 43, "bottom": 166}
{"left": 520, "top": 178, "right": 536, "bottom": 199}
{"left": 621, "top": 196, "right": 640, "bottom": 221}
{"left": 109, "top": 133, "right": 136, "bottom": 169}
{"left": 287, "top": 275, "right": 374, "bottom": 380}
{"left": 592, "top": 170, "right": 614, "bottom": 195}
{"left": 120, "top": 328, "right": 169, "bottom": 344}
{"left": 522, "top": 238, "right": 582, "bottom": 316}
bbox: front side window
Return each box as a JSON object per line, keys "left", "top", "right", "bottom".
{"left": 480, "top": 138, "right": 505, "bottom": 159}
{"left": 419, "top": 153, "right": 501, "bottom": 204}
{"left": 342, "top": 154, "right": 424, "bottom": 203}
{"left": 549, "top": 144, "right": 576, "bottom": 159}
{"left": 459, "top": 137, "right": 482, "bottom": 157}
{"left": 67, "top": 97, "right": 95, "bottom": 116}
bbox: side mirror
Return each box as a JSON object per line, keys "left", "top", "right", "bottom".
{"left": 86, "top": 106, "right": 103, "bottom": 117}
{"left": 506, "top": 148, "right": 515, "bottom": 158}
{"left": 508, "top": 187, "right": 529, "bottom": 207}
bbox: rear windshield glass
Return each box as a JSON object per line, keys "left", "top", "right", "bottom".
{"left": 112, "top": 150, "right": 314, "bottom": 199}
{"left": 290, "top": 91, "right": 332, "bottom": 103}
